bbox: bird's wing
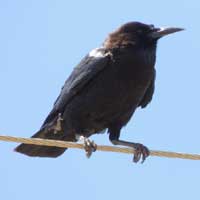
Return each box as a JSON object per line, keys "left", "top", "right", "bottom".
{"left": 139, "top": 69, "right": 156, "bottom": 108}
{"left": 42, "top": 48, "right": 111, "bottom": 126}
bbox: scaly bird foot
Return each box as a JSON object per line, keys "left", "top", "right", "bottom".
{"left": 133, "top": 143, "right": 150, "bottom": 163}
{"left": 83, "top": 138, "right": 97, "bottom": 158}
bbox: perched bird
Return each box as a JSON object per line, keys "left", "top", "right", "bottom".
{"left": 15, "top": 22, "right": 183, "bottom": 163}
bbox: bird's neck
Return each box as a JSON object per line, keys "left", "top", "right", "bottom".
{"left": 108, "top": 44, "right": 157, "bottom": 70}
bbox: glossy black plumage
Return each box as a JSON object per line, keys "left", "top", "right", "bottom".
{"left": 15, "top": 22, "right": 183, "bottom": 161}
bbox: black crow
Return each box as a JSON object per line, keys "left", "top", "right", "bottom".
{"left": 15, "top": 22, "right": 183, "bottom": 162}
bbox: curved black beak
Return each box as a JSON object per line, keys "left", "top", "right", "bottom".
{"left": 150, "top": 27, "right": 184, "bottom": 39}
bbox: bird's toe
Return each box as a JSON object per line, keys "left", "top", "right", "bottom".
{"left": 133, "top": 143, "right": 150, "bottom": 163}
{"left": 83, "top": 138, "right": 97, "bottom": 158}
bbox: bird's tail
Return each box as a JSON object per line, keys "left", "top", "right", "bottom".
{"left": 14, "top": 129, "right": 68, "bottom": 157}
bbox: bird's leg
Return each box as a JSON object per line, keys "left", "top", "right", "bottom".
{"left": 76, "top": 135, "right": 97, "bottom": 158}
{"left": 109, "top": 128, "right": 149, "bottom": 163}
{"left": 111, "top": 139, "right": 150, "bottom": 163}
{"left": 53, "top": 113, "right": 63, "bottom": 134}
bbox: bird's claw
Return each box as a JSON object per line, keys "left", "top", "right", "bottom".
{"left": 83, "top": 138, "right": 97, "bottom": 158}
{"left": 133, "top": 143, "right": 150, "bottom": 163}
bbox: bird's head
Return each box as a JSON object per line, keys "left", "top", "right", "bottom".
{"left": 104, "top": 22, "right": 184, "bottom": 49}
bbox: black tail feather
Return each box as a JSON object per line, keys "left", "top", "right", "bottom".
{"left": 15, "top": 129, "right": 67, "bottom": 157}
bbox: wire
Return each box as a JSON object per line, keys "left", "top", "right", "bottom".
{"left": 0, "top": 135, "right": 200, "bottom": 160}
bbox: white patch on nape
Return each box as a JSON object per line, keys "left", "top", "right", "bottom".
{"left": 89, "top": 48, "right": 104, "bottom": 58}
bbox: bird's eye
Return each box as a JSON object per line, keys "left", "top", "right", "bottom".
{"left": 149, "top": 24, "right": 155, "bottom": 30}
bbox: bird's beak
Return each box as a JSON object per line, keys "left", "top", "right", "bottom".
{"left": 150, "top": 27, "right": 184, "bottom": 39}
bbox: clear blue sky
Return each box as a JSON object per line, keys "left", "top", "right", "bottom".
{"left": 1, "top": 1, "right": 200, "bottom": 200}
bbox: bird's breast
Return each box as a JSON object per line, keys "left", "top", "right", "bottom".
{"left": 111, "top": 49, "right": 155, "bottom": 85}
{"left": 81, "top": 51, "right": 155, "bottom": 111}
